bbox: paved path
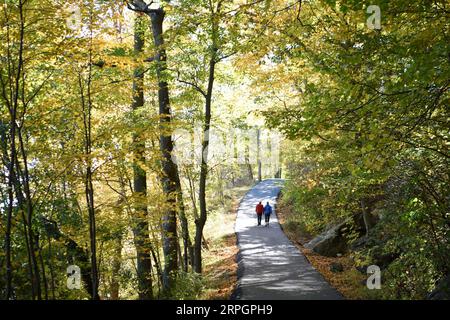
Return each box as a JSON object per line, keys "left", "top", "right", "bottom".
{"left": 233, "top": 179, "right": 343, "bottom": 300}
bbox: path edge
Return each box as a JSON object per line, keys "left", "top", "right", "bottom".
{"left": 274, "top": 190, "right": 346, "bottom": 300}
{"left": 230, "top": 180, "right": 261, "bottom": 300}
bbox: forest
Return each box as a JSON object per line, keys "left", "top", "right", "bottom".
{"left": 0, "top": 0, "right": 448, "bottom": 300}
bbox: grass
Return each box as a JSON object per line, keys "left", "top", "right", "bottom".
{"left": 277, "top": 198, "right": 368, "bottom": 300}
{"left": 198, "top": 184, "right": 253, "bottom": 300}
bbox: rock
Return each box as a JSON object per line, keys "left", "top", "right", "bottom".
{"left": 369, "top": 244, "right": 399, "bottom": 269}
{"left": 304, "top": 222, "right": 348, "bottom": 257}
{"left": 427, "top": 275, "right": 450, "bottom": 300}
{"left": 373, "top": 252, "right": 398, "bottom": 269}
{"left": 350, "top": 236, "right": 369, "bottom": 250}
{"left": 304, "top": 212, "right": 377, "bottom": 257}
{"left": 356, "top": 265, "right": 367, "bottom": 274}
{"left": 330, "top": 262, "right": 344, "bottom": 273}
{"left": 355, "top": 251, "right": 399, "bottom": 275}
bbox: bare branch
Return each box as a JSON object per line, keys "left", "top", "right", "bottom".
{"left": 126, "top": 0, "right": 155, "bottom": 14}
{"left": 176, "top": 71, "right": 207, "bottom": 98}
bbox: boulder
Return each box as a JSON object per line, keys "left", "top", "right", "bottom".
{"left": 350, "top": 236, "right": 369, "bottom": 250}
{"left": 355, "top": 251, "right": 399, "bottom": 274}
{"left": 304, "top": 213, "right": 374, "bottom": 257}
{"left": 304, "top": 222, "right": 348, "bottom": 257}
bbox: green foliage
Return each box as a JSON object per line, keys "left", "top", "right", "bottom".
{"left": 1, "top": 0, "right": 447, "bottom": 300}
{"left": 170, "top": 272, "right": 204, "bottom": 300}
{"left": 255, "top": 0, "right": 449, "bottom": 299}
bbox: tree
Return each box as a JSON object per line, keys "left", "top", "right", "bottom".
{"left": 130, "top": 12, "right": 153, "bottom": 300}
{"left": 171, "top": 0, "right": 245, "bottom": 274}
{"left": 126, "top": 0, "right": 180, "bottom": 295}
{"left": 0, "top": 0, "right": 69, "bottom": 300}
{"left": 251, "top": 0, "right": 449, "bottom": 298}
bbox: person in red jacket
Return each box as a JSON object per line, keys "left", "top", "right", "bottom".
{"left": 255, "top": 202, "right": 264, "bottom": 226}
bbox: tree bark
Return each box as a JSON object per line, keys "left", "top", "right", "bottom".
{"left": 78, "top": 29, "right": 99, "bottom": 298}
{"left": 17, "top": 127, "right": 42, "bottom": 300}
{"left": 110, "top": 235, "right": 122, "bottom": 300}
{"left": 245, "top": 137, "right": 254, "bottom": 182}
{"left": 175, "top": 170, "right": 193, "bottom": 272}
{"left": 130, "top": 13, "right": 153, "bottom": 300}
{"left": 4, "top": 97, "right": 16, "bottom": 301}
{"left": 194, "top": 52, "right": 217, "bottom": 274}
{"left": 149, "top": 8, "right": 179, "bottom": 295}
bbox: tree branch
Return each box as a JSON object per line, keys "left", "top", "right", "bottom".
{"left": 176, "top": 71, "right": 207, "bottom": 98}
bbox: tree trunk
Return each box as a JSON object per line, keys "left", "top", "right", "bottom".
{"left": 130, "top": 13, "right": 153, "bottom": 300}
{"left": 78, "top": 32, "right": 99, "bottom": 299}
{"left": 17, "top": 127, "right": 42, "bottom": 300}
{"left": 110, "top": 235, "right": 122, "bottom": 300}
{"left": 149, "top": 9, "right": 179, "bottom": 295}
{"left": 38, "top": 243, "right": 49, "bottom": 300}
{"left": 3, "top": 0, "right": 26, "bottom": 300}
{"left": 245, "top": 138, "right": 254, "bottom": 182}
{"left": 47, "top": 236, "right": 56, "bottom": 300}
{"left": 175, "top": 171, "right": 192, "bottom": 273}
{"left": 194, "top": 54, "right": 217, "bottom": 274}
{"left": 10, "top": 157, "right": 36, "bottom": 299}
{"left": 257, "top": 128, "right": 262, "bottom": 182}
{"left": 5, "top": 107, "right": 16, "bottom": 300}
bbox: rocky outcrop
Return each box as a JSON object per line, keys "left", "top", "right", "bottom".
{"left": 304, "top": 214, "right": 368, "bottom": 257}
{"left": 304, "top": 222, "right": 349, "bottom": 257}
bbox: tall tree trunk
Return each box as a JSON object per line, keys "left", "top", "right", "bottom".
{"left": 3, "top": 0, "right": 30, "bottom": 299}
{"left": 175, "top": 170, "right": 192, "bottom": 272}
{"left": 245, "top": 137, "right": 254, "bottom": 182}
{"left": 110, "top": 235, "right": 122, "bottom": 300}
{"left": 11, "top": 158, "right": 36, "bottom": 298}
{"left": 186, "top": 168, "right": 198, "bottom": 268}
{"left": 87, "top": 12, "right": 99, "bottom": 302}
{"left": 47, "top": 236, "right": 56, "bottom": 300}
{"left": 194, "top": 54, "right": 217, "bottom": 274}
{"left": 149, "top": 244, "right": 163, "bottom": 297}
{"left": 17, "top": 128, "right": 42, "bottom": 300}
{"left": 127, "top": 0, "right": 185, "bottom": 296}
{"left": 130, "top": 13, "right": 153, "bottom": 300}
{"left": 20, "top": 211, "right": 35, "bottom": 298}
{"left": 4, "top": 104, "right": 16, "bottom": 300}
{"left": 38, "top": 244, "right": 48, "bottom": 300}
{"left": 84, "top": 105, "right": 98, "bottom": 301}
{"left": 149, "top": 9, "right": 179, "bottom": 295}
{"left": 193, "top": 1, "right": 223, "bottom": 273}
{"left": 79, "top": 28, "right": 99, "bottom": 298}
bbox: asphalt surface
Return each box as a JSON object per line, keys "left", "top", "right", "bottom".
{"left": 233, "top": 179, "right": 343, "bottom": 300}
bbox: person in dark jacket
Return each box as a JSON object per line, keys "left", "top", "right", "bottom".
{"left": 264, "top": 202, "right": 273, "bottom": 227}
{"left": 255, "top": 202, "right": 264, "bottom": 226}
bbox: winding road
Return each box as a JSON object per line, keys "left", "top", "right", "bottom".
{"left": 233, "top": 179, "right": 343, "bottom": 300}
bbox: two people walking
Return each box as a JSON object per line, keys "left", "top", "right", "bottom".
{"left": 256, "top": 201, "right": 273, "bottom": 227}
